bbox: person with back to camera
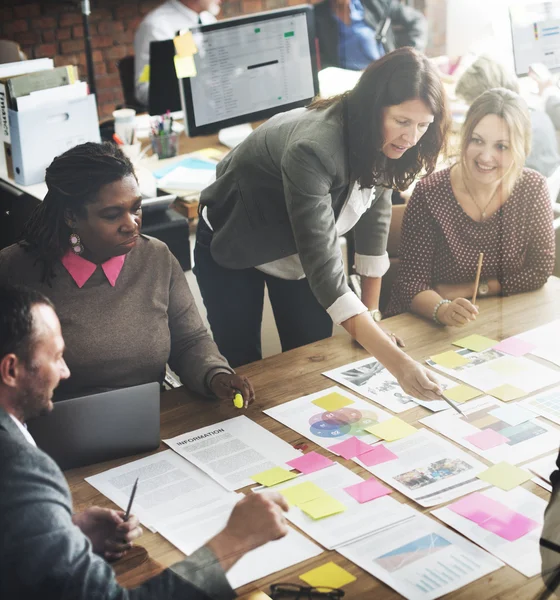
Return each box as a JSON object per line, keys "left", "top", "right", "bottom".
{"left": 0, "top": 142, "right": 254, "bottom": 407}
{"left": 195, "top": 47, "right": 450, "bottom": 402}
{"left": 385, "top": 88, "right": 555, "bottom": 324}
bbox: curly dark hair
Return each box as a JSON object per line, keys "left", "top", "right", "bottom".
{"left": 308, "top": 47, "right": 450, "bottom": 191}
{"left": 20, "top": 142, "right": 136, "bottom": 283}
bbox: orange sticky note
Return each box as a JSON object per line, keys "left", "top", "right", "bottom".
{"left": 174, "top": 31, "right": 198, "bottom": 56}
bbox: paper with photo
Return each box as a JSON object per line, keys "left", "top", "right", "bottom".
{"left": 419, "top": 395, "right": 560, "bottom": 465}
{"left": 323, "top": 357, "right": 457, "bottom": 413}
{"left": 426, "top": 348, "right": 560, "bottom": 396}
{"left": 264, "top": 386, "right": 393, "bottom": 452}
{"left": 337, "top": 511, "right": 503, "bottom": 600}
{"left": 526, "top": 453, "right": 557, "bottom": 483}
{"left": 164, "top": 416, "right": 301, "bottom": 491}
{"left": 156, "top": 492, "right": 323, "bottom": 590}
{"left": 85, "top": 450, "right": 237, "bottom": 531}
{"left": 516, "top": 319, "right": 560, "bottom": 367}
{"left": 354, "top": 429, "right": 488, "bottom": 507}
{"left": 520, "top": 387, "right": 560, "bottom": 426}
{"left": 255, "top": 463, "right": 411, "bottom": 549}
{"left": 432, "top": 487, "right": 545, "bottom": 577}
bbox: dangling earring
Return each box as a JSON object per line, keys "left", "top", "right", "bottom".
{"left": 69, "top": 232, "right": 84, "bottom": 255}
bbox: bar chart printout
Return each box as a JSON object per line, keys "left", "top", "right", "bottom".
{"left": 337, "top": 513, "right": 503, "bottom": 600}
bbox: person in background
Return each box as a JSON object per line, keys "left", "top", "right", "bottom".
{"left": 529, "top": 63, "right": 560, "bottom": 132}
{"left": 314, "top": 0, "right": 427, "bottom": 70}
{"left": 0, "top": 142, "right": 253, "bottom": 406}
{"left": 195, "top": 48, "right": 449, "bottom": 402}
{"left": 455, "top": 55, "right": 560, "bottom": 178}
{"left": 0, "top": 284, "right": 289, "bottom": 600}
{"left": 386, "top": 88, "right": 555, "bottom": 324}
{"left": 134, "top": 0, "right": 219, "bottom": 106}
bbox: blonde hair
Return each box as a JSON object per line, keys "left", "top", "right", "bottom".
{"left": 460, "top": 88, "right": 531, "bottom": 196}
{"left": 456, "top": 56, "right": 520, "bottom": 104}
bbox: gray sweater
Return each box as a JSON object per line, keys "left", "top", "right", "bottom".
{"left": 0, "top": 236, "right": 232, "bottom": 399}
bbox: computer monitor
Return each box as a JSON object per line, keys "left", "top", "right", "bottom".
{"left": 509, "top": 0, "right": 560, "bottom": 76}
{"left": 149, "top": 38, "right": 182, "bottom": 116}
{"left": 179, "top": 5, "right": 319, "bottom": 137}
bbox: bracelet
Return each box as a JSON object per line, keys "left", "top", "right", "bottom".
{"left": 432, "top": 299, "right": 451, "bottom": 325}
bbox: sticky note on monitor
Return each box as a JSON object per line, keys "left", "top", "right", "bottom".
{"left": 430, "top": 350, "right": 470, "bottom": 369}
{"left": 174, "top": 31, "right": 198, "bottom": 56}
{"left": 174, "top": 54, "right": 197, "bottom": 79}
{"left": 251, "top": 467, "right": 298, "bottom": 487}
{"left": 312, "top": 392, "right": 354, "bottom": 411}
{"left": 138, "top": 64, "right": 150, "bottom": 83}
{"left": 453, "top": 334, "right": 498, "bottom": 352}
{"left": 365, "top": 417, "right": 416, "bottom": 441}
{"left": 444, "top": 384, "right": 481, "bottom": 403}
{"left": 476, "top": 462, "right": 532, "bottom": 491}
{"left": 300, "top": 562, "right": 356, "bottom": 588}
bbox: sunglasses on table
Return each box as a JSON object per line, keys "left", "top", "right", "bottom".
{"left": 270, "top": 583, "right": 345, "bottom": 599}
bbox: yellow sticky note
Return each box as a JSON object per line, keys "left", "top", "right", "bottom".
{"left": 197, "top": 147, "right": 225, "bottom": 161}
{"left": 444, "top": 384, "right": 482, "bottom": 403}
{"left": 430, "top": 351, "right": 470, "bottom": 369}
{"left": 312, "top": 392, "right": 354, "bottom": 412}
{"left": 300, "top": 494, "right": 346, "bottom": 519}
{"left": 487, "top": 384, "right": 526, "bottom": 402}
{"left": 300, "top": 561, "right": 357, "bottom": 588}
{"left": 477, "top": 461, "right": 532, "bottom": 491}
{"left": 174, "top": 54, "right": 197, "bottom": 79}
{"left": 365, "top": 417, "right": 416, "bottom": 441}
{"left": 453, "top": 334, "right": 498, "bottom": 352}
{"left": 280, "top": 482, "right": 327, "bottom": 507}
{"left": 251, "top": 467, "right": 298, "bottom": 487}
{"left": 138, "top": 64, "right": 150, "bottom": 83}
{"left": 173, "top": 31, "right": 198, "bottom": 56}
{"left": 489, "top": 357, "right": 528, "bottom": 376}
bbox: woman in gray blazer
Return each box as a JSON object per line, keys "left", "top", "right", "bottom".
{"left": 195, "top": 47, "right": 450, "bottom": 401}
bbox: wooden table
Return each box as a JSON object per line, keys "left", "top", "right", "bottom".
{"left": 66, "top": 279, "right": 560, "bottom": 599}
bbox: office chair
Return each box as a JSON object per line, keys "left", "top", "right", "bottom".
{"left": 116, "top": 55, "right": 146, "bottom": 113}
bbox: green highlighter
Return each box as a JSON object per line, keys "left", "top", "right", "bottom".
{"left": 233, "top": 392, "right": 244, "bottom": 409}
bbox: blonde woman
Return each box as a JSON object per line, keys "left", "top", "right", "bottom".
{"left": 386, "top": 88, "right": 555, "bottom": 325}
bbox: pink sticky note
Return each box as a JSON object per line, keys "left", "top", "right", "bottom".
{"left": 358, "top": 444, "right": 398, "bottom": 467}
{"left": 465, "top": 429, "right": 509, "bottom": 450}
{"left": 448, "top": 492, "right": 539, "bottom": 541}
{"left": 493, "top": 338, "right": 537, "bottom": 357}
{"left": 343, "top": 478, "right": 392, "bottom": 503}
{"left": 328, "top": 436, "right": 373, "bottom": 459}
{"left": 286, "top": 451, "right": 335, "bottom": 474}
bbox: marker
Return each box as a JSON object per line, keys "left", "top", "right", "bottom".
{"left": 124, "top": 477, "right": 139, "bottom": 521}
{"left": 112, "top": 133, "right": 125, "bottom": 146}
{"left": 233, "top": 392, "right": 244, "bottom": 409}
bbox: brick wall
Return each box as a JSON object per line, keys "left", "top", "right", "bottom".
{"left": 0, "top": 0, "right": 438, "bottom": 121}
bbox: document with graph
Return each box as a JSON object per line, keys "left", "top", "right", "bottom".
{"left": 337, "top": 510, "right": 503, "bottom": 600}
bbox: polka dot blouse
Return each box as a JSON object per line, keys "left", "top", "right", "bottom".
{"left": 385, "top": 166, "right": 555, "bottom": 317}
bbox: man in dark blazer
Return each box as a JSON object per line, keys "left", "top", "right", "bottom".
{"left": 0, "top": 284, "right": 289, "bottom": 600}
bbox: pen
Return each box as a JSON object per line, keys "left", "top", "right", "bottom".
{"left": 112, "top": 133, "right": 125, "bottom": 146}
{"left": 124, "top": 477, "right": 139, "bottom": 521}
{"left": 441, "top": 395, "right": 465, "bottom": 416}
{"left": 233, "top": 391, "right": 244, "bottom": 409}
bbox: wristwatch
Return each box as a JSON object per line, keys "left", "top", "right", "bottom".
{"left": 478, "top": 279, "right": 489, "bottom": 297}
{"left": 370, "top": 309, "right": 382, "bottom": 322}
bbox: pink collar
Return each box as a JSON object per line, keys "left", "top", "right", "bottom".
{"left": 61, "top": 251, "right": 126, "bottom": 288}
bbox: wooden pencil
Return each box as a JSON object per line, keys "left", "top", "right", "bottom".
{"left": 472, "top": 252, "right": 484, "bottom": 304}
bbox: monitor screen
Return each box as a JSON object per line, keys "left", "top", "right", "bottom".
{"left": 510, "top": 0, "right": 560, "bottom": 76}
{"left": 180, "top": 5, "right": 319, "bottom": 137}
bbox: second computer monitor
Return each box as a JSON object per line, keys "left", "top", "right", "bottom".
{"left": 180, "top": 5, "right": 319, "bottom": 137}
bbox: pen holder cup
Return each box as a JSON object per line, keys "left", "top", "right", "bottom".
{"left": 150, "top": 132, "right": 178, "bottom": 159}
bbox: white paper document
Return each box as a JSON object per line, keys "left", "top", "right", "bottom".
{"left": 164, "top": 415, "right": 301, "bottom": 491}
{"left": 520, "top": 387, "right": 560, "bottom": 426}
{"left": 257, "top": 463, "right": 412, "bottom": 549}
{"left": 354, "top": 429, "right": 488, "bottom": 507}
{"left": 157, "top": 493, "right": 323, "bottom": 589}
{"left": 264, "top": 386, "right": 393, "bottom": 452}
{"left": 526, "top": 453, "right": 557, "bottom": 483}
{"left": 337, "top": 511, "right": 503, "bottom": 600}
{"left": 420, "top": 395, "right": 560, "bottom": 465}
{"left": 323, "top": 356, "right": 458, "bottom": 413}
{"left": 432, "top": 487, "right": 546, "bottom": 577}
{"left": 427, "top": 348, "right": 560, "bottom": 396}
{"left": 517, "top": 319, "right": 560, "bottom": 367}
{"left": 85, "top": 450, "right": 236, "bottom": 530}
{"left": 158, "top": 165, "right": 216, "bottom": 191}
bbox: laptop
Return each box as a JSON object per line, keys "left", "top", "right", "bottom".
{"left": 27, "top": 382, "right": 161, "bottom": 471}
